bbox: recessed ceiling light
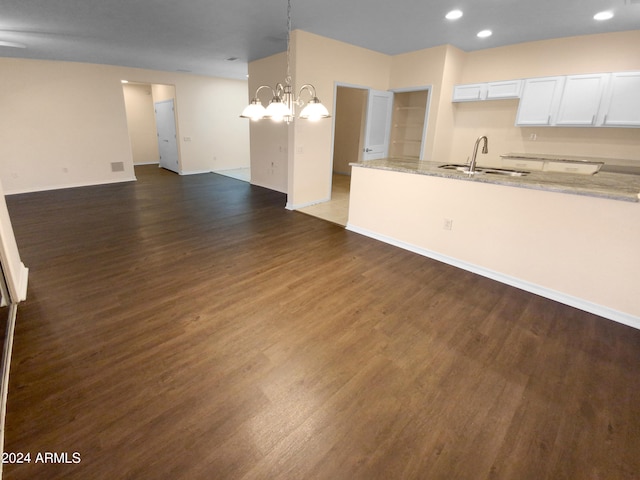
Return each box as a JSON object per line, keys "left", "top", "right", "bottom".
{"left": 445, "top": 9, "right": 463, "bottom": 20}
{"left": 594, "top": 11, "right": 614, "bottom": 21}
{"left": 477, "top": 29, "right": 493, "bottom": 38}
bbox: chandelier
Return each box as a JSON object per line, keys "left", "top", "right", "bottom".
{"left": 240, "top": 0, "right": 330, "bottom": 123}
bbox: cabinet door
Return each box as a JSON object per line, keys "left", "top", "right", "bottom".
{"left": 515, "top": 77, "right": 565, "bottom": 126}
{"left": 452, "top": 84, "right": 486, "bottom": 102}
{"left": 600, "top": 72, "right": 640, "bottom": 127}
{"left": 486, "top": 80, "right": 522, "bottom": 100}
{"left": 555, "top": 74, "right": 609, "bottom": 126}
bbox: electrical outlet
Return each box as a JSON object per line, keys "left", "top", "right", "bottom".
{"left": 443, "top": 218, "right": 453, "bottom": 230}
{"left": 529, "top": 133, "right": 537, "bottom": 141}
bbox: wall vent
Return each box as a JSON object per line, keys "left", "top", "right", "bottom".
{"left": 111, "top": 162, "right": 125, "bottom": 172}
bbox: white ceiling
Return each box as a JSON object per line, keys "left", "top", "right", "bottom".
{"left": 1, "top": 0, "right": 639, "bottom": 80}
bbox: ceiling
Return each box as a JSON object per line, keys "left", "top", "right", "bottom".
{"left": 1, "top": 0, "right": 639, "bottom": 80}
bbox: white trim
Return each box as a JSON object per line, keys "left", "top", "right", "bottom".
{"left": 14, "top": 264, "right": 28, "bottom": 303}
{"left": 389, "top": 85, "right": 433, "bottom": 161}
{"left": 285, "top": 196, "right": 331, "bottom": 211}
{"left": 346, "top": 223, "right": 640, "bottom": 331}
{"left": 4, "top": 177, "right": 137, "bottom": 196}
{"left": 133, "top": 161, "right": 160, "bottom": 166}
{"left": 179, "top": 170, "right": 211, "bottom": 176}
{"left": 0, "top": 303, "right": 18, "bottom": 480}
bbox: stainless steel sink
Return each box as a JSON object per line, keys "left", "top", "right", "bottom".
{"left": 438, "top": 164, "right": 529, "bottom": 177}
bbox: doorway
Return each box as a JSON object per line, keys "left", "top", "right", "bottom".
{"left": 299, "top": 85, "right": 430, "bottom": 226}
{"left": 122, "top": 82, "right": 180, "bottom": 173}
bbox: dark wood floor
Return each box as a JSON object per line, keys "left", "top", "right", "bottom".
{"left": 3, "top": 165, "right": 640, "bottom": 480}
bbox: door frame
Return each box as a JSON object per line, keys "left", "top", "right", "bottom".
{"left": 329, "top": 81, "right": 375, "bottom": 197}
{"left": 389, "top": 85, "right": 433, "bottom": 161}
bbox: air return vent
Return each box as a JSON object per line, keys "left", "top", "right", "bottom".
{"left": 111, "top": 162, "right": 125, "bottom": 172}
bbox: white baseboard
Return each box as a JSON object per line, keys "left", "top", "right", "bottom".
{"left": 179, "top": 170, "right": 212, "bottom": 176}
{"left": 346, "top": 224, "right": 640, "bottom": 331}
{"left": 286, "top": 196, "right": 331, "bottom": 211}
{"left": 5, "top": 177, "right": 137, "bottom": 196}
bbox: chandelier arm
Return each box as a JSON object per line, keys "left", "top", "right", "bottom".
{"left": 274, "top": 83, "right": 287, "bottom": 98}
{"left": 253, "top": 84, "right": 276, "bottom": 101}
{"left": 298, "top": 84, "right": 318, "bottom": 100}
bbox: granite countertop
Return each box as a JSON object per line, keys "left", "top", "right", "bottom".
{"left": 351, "top": 158, "right": 640, "bottom": 203}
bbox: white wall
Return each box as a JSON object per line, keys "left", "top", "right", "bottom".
{"left": 0, "top": 58, "right": 250, "bottom": 194}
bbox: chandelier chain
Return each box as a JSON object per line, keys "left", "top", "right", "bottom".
{"left": 286, "top": 0, "right": 292, "bottom": 86}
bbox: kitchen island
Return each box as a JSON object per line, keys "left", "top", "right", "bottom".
{"left": 347, "top": 158, "right": 640, "bottom": 329}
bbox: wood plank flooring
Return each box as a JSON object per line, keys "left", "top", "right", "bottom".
{"left": 3, "top": 165, "right": 640, "bottom": 480}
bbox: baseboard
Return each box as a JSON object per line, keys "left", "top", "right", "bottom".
{"left": 179, "top": 170, "right": 212, "bottom": 176}
{"left": 346, "top": 223, "right": 640, "bottom": 331}
{"left": 5, "top": 177, "right": 137, "bottom": 196}
{"left": 285, "top": 196, "right": 331, "bottom": 211}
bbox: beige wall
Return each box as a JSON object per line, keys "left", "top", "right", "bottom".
{"left": 389, "top": 45, "right": 454, "bottom": 161}
{"left": 245, "top": 29, "right": 640, "bottom": 207}
{"left": 289, "top": 30, "right": 392, "bottom": 208}
{"left": 333, "top": 87, "right": 367, "bottom": 175}
{"left": 246, "top": 52, "right": 289, "bottom": 193}
{"left": 451, "top": 30, "right": 640, "bottom": 167}
{"left": 0, "top": 58, "right": 249, "bottom": 194}
{"left": 348, "top": 166, "right": 640, "bottom": 328}
{"left": 123, "top": 83, "right": 160, "bottom": 165}
{"left": 459, "top": 31, "right": 640, "bottom": 83}
{"left": 0, "top": 59, "right": 136, "bottom": 193}
{"left": 151, "top": 84, "right": 176, "bottom": 103}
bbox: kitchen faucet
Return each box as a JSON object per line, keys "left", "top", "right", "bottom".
{"left": 469, "top": 136, "right": 489, "bottom": 173}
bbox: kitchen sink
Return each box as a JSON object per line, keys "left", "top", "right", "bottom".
{"left": 438, "top": 164, "right": 529, "bottom": 177}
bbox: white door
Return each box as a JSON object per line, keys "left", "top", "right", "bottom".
{"left": 362, "top": 89, "right": 394, "bottom": 161}
{"left": 155, "top": 99, "right": 180, "bottom": 173}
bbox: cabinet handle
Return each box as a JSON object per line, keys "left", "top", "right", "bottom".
{"left": 591, "top": 115, "right": 596, "bottom": 125}
{"left": 603, "top": 114, "right": 608, "bottom": 124}
{"left": 547, "top": 115, "right": 551, "bottom": 125}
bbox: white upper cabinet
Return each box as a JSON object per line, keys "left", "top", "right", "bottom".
{"left": 455, "top": 71, "right": 639, "bottom": 128}
{"left": 452, "top": 80, "right": 522, "bottom": 102}
{"left": 599, "top": 72, "right": 640, "bottom": 127}
{"left": 452, "top": 83, "right": 487, "bottom": 102}
{"left": 515, "top": 77, "right": 565, "bottom": 126}
{"left": 486, "top": 80, "right": 523, "bottom": 100}
{"left": 555, "top": 74, "right": 609, "bottom": 126}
